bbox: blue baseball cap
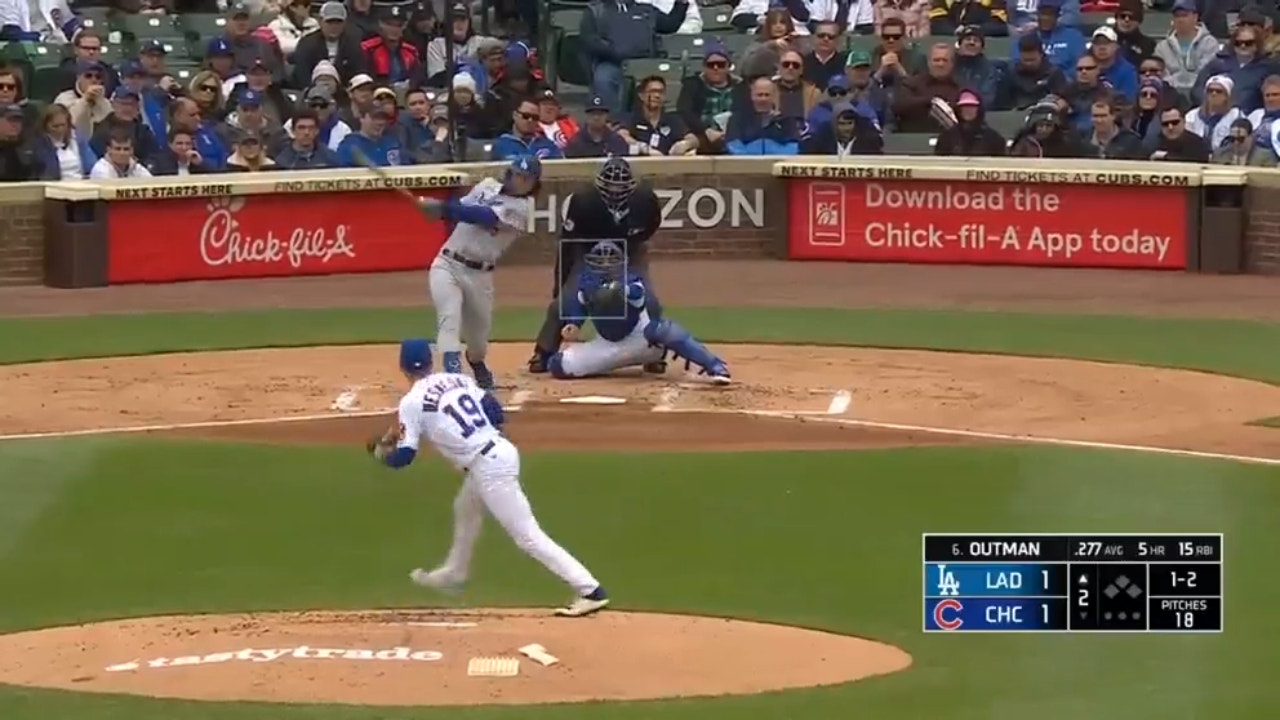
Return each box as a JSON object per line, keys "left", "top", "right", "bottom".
{"left": 586, "top": 95, "right": 608, "bottom": 113}
{"left": 76, "top": 59, "right": 104, "bottom": 76}
{"left": 827, "top": 74, "right": 849, "bottom": 91}
{"left": 399, "top": 339, "right": 433, "bottom": 374}
{"left": 207, "top": 38, "right": 233, "bottom": 56}
{"left": 140, "top": 39, "right": 168, "bottom": 54}
{"left": 112, "top": 86, "right": 140, "bottom": 101}
{"left": 508, "top": 154, "right": 542, "bottom": 178}
{"left": 121, "top": 59, "right": 145, "bottom": 77}
{"left": 1172, "top": 0, "right": 1196, "bottom": 12}
{"left": 238, "top": 89, "right": 261, "bottom": 107}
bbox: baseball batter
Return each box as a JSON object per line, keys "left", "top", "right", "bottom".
{"left": 421, "top": 155, "right": 541, "bottom": 389}
{"left": 368, "top": 338, "right": 610, "bottom": 618}
{"left": 549, "top": 242, "right": 732, "bottom": 383}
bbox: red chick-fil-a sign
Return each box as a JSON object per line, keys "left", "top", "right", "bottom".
{"left": 107, "top": 189, "right": 453, "bottom": 283}
{"left": 787, "top": 179, "right": 1188, "bottom": 269}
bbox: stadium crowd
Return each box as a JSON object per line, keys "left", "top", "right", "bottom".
{"left": 0, "top": 0, "right": 1278, "bottom": 181}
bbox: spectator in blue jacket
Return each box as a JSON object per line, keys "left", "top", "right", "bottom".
{"left": 1193, "top": 20, "right": 1278, "bottom": 113}
{"left": 490, "top": 98, "right": 563, "bottom": 159}
{"left": 1010, "top": 0, "right": 1084, "bottom": 74}
{"left": 807, "top": 74, "right": 881, "bottom": 131}
{"left": 954, "top": 26, "right": 1000, "bottom": 107}
{"left": 170, "top": 97, "right": 227, "bottom": 170}
{"left": 843, "top": 50, "right": 891, "bottom": 127}
{"left": 579, "top": 0, "right": 689, "bottom": 114}
{"left": 726, "top": 76, "right": 801, "bottom": 155}
{"left": 118, "top": 60, "right": 168, "bottom": 145}
{"left": 337, "top": 105, "right": 408, "bottom": 165}
{"left": 1089, "top": 27, "right": 1137, "bottom": 102}
{"left": 1007, "top": 0, "right": 1080, "bottom": 34}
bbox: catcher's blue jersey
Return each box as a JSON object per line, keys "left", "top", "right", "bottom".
{"left": 562, "top": 270, "right": 649, "bottom": 342}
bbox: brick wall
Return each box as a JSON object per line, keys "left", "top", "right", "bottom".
{"left": 503, "top": 172, "right": 783, "bottom": 266}
{"left": 1245, "top": 186, "right": 1280, "bottom": 275}
{"left": 0, "top": 195, "right": 45, "bottom": 286}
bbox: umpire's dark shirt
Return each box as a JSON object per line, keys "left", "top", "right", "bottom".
{"left": 561, "top": 184, "right": 662, "bottom": 269}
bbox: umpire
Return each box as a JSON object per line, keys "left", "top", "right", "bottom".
{"left": 527, "top": 157, "right": 666, "bottom": 373}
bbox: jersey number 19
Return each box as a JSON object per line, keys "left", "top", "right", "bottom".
{"left": 441, "top": 394, "right": 489, "bottom": 438}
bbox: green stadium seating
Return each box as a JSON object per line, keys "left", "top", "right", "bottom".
{"left": 462, "top": 137, "right": 493, "bottom": 161}
{"left": 983, "top": 35, "right": 1013, "bottom": 58}
{"left": 550, "top": 8, "right": 584, "bottom": 32}
{"left": 985, "top": 109, "right": 1026, "bottom": 138}
{"left": 701, "top": 9, "right": 734, "bottom": 32}
{"left": 99, "top": 41, "right": 128, "bottom": 66}
{"left": 556, "top": 34, "right": 589, "bottom": 87}
{"left": 168, "top": 62, "right": 202, "bottom": 86}
{"left": 180, "top": 13, "right": 230, "bottom": 45}
{"left": 77, "top": 8, "right": 112, "bottom": 34}
{"left": 28, "top": 44, "right": 64, "bottom": 102}
{"left": 719, "top": 32, "right": 752, "bottom": 58}
{"left": 661, "top": 33, "right": 717, "bottom": 60}
{"left": 112, "top": 13, "right": 184, "bottom": 42}
{"left": 882, "top": 132, "right": 936, "bottom": 155}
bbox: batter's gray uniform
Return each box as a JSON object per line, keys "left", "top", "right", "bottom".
{"left": 429, "top": 178, "right": 532, "bottom": 363}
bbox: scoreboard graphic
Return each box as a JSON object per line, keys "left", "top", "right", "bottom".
{"left": 922, "top": 534, "right": 1223, "bottom": 633}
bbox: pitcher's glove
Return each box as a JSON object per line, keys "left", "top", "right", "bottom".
{"left": 366, "top": 424, "right": 401, "bottom": 460}
{"left": 587, "top": 280, "right": 626, "bottom": 316}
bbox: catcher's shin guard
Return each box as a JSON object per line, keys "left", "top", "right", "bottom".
{"left": 642, "top": 319, "right": 724, "bottom": 375}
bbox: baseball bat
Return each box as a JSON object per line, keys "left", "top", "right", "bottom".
{"left": 349, "top": 147, "right": 419, "bottom": 204}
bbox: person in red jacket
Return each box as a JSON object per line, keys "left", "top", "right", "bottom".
{"left": 361, "top": 5, "right": 422, "bottom": 85}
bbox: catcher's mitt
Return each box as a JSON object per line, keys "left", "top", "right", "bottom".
{"left": 586, "top": 280, "right": 626, "bottom": 317}
{"left": 366, "top": 423, "right": 402, "bottom": 460}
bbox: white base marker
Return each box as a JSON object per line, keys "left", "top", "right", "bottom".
{"left": 504, "top": 390, "right": 531, "bottom": 412}
{"left": 826, "top": 390, "right": 851, "bottom": 415}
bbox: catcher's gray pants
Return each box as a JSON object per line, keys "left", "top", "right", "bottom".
{"left": 533, "top": 243, "right": 660, "bottom": 355}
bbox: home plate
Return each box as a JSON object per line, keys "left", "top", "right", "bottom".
{"left": 559, "top": 396, "right": 628, "bottom": 405}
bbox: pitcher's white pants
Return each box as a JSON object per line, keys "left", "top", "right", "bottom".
{"left": 439, "top": 437, "right": 599, "bottom": 594}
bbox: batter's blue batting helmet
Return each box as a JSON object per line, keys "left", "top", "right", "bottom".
{"left": 505, "top": 154, "right": 542, "bottom": 181}
{"left": 399, "top": 338, "right": 433, "bottom": 375}
{"left": 584, "top": 241, "right": 626, "bottom": 276}
{"left": 594, "top": 156, "right": 635, "bottom": 213}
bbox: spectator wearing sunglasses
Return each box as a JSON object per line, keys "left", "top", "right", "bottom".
{"left": 1128, "top": 76, "right": 1168, "bottom": 142}
{"left": 775, "top": 50, "right": 822, "bottom": 123}
{"left": 872, "top": 18, "right": 924, "bottom": 87}
{"left": 1062, "top": 54, "right": 1109, "bottom": 131}
{"left": 927, "top": 0, "right": 1007, "bottom": 38}
{"left": 953, "top": 26, "right": 999, "bottom": 107}
{"left": 1138, "top": 57, "right": 1188, "bottom": 110}
{"left": 1186, "top": 74, "right": 1243, "bottom": 149}
{"left": 284, "top": 86, "right": 353, "bottom": 152}
{"left": 1154, "top": 0, "right": 1218, "bottom": 95}
{"left": 1008, "top": 0, "right": 1083, "bottom": 74}
{"left": 54, "top": 61, "right": 113, "bottom": 139}
{"left": 1193, "top": 14, "right": 1277, "bottom": 112}
{"left": 808, "top": 75, "right": 869, "bottom": 130}
{"left": 803, "top": 21, "right": 845, "bottom": 86}
{"left": 676, "top": 43, "right": 746, "bottom": 154}
{"left": 1111, "top": 0, "right": 1154, "bottom": 67}
{"left": 1148, "top": 106, "right": 1209, "bottom": 161}
{"left": 56, "top": 30, "right": 119, "bottom": 99}
{"left": 999, "top": 33, "right": 1066, "bottom": 110}
{"left": 491, "top": 98, "right": 563, "bottom": 160}
{"left": 1212, "top": 117, "right": 1276, "bottom": 165}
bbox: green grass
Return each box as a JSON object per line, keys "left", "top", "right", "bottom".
{"left": 1, "top": 307, "right": 1278, "bottom": 383}
{"left": 0, "top": 441, "right": 1275, "bottom": 720}
{"left": 0, "top": 304, "right": 1276, "bottom": 719}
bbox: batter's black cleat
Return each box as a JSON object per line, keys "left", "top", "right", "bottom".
{"left": 643, "top": 361, "right": 667, "bottom": 374}
{"left": 527, "top": 351, "right": 550, "bottom": 373}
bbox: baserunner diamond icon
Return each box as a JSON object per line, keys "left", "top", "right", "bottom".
{"left": 1126, "top": 584, "right": 1143, "bottom": 598}
{"left": 1104, "top": 584, "right": 1120, "bottom": 599}
{"left": 1115, "top": 576, "right": 1130, "bottom": 589}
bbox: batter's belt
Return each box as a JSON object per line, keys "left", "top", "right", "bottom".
{"left": 442, "top": 249, "right": 495, "bottom": 272}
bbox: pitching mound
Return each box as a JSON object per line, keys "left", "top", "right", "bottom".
{"left": 0, "top": 609, "right": 912, "bottom": 706}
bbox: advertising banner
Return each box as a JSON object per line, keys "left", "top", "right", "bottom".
{"left": 106, "top": 190, "right": 452, "bottom": 283}
{"left": 786, "top": 179, "right": 1188, "bottom": 269}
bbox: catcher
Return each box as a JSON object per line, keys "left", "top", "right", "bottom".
{"left": 546, "top": 241, "right": 731, "bottom": 383}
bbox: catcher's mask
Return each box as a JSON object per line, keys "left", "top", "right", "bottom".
{"left": 583, "top": 241, "right": 626, "bottom": 277}
{"left": 594, "top": 156, "right": 636, "bottom": 214}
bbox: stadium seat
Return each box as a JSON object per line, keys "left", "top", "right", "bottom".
{"left": 462, "top": 137, "right": 493, "bottom": 161}
{"left": 168, "top": 62, "right": 201, "bottom": 85}
{"left": 661, "top": 33, "right": 718, "bottom": 60}
{"left": 985, "top": 109, "right": 1025, "bottom": 138}
{"left": 983, "top": 35, "right": 1013, "bottom": 58}
{"left": 112, "top": 13, "right": 184, "bottom": 42}
{"left": 719, "top": 33, "right": 752, "bottom": 58}
{"left": 701, "top": 9, "right": 734, "bottom": 32}
{"left": 181, "top": 14, "right": 230, "bottom": 45}
{"left": 555, "top": 33, "right": 589, "bottom": 87}
{"left": 550, "top": 7, "right": 584, "bottom": 31}
{"left": 77, "top": 8, "right": 112, "bottom": 34}
{"left": 882, "top": 132, "right": 936, "bottom": 155}
{"left": 99, "top": 41, "right": 128, "bottom": 66}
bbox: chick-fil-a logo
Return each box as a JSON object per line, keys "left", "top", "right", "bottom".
{"left": 199, "top": 197, "right": 356, "bottom": 269}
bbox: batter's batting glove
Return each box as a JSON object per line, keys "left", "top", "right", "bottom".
{"left": 416, "top": 197, "right": 446, "bottom": 220}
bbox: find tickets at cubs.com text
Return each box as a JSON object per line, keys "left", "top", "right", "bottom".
{"left": 922, "top": 534, "right": 1224, "bottom": 633}
{"left": 787, "top": 180, "right": 1188, "bottom": 269}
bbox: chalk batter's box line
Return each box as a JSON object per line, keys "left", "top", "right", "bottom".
{"left": 557, "top": 238, "right": 630, "bottom": 322}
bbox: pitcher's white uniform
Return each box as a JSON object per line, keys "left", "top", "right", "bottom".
{"left": 428, "top": 178, "right": 531, "bottom": 367}
{"left": 397, "top": 372, "right": 600, "bottom": 593}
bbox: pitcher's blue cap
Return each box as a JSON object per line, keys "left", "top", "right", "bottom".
{"left": 399, "top": 339, "right": 433, "bottom": 373}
